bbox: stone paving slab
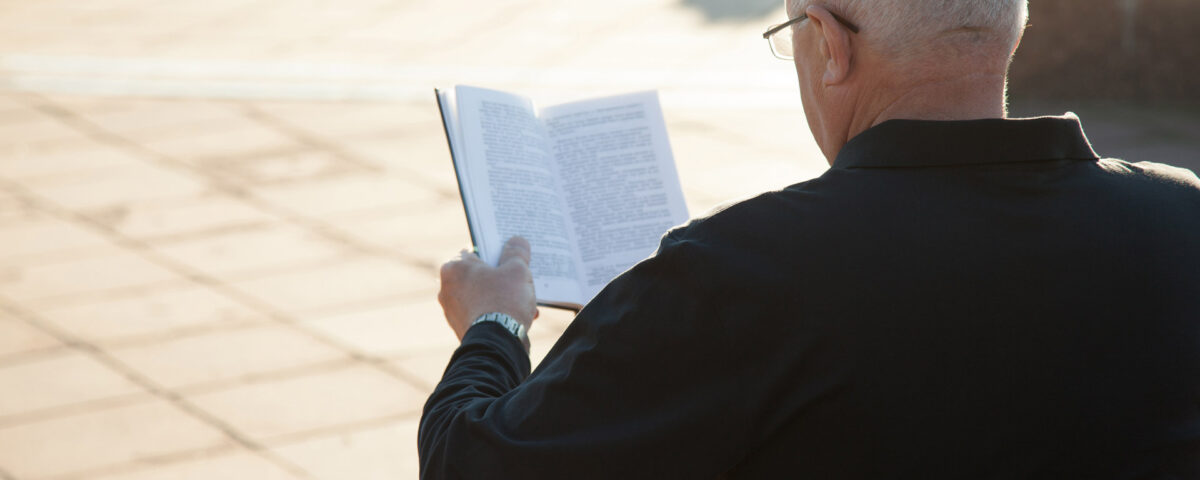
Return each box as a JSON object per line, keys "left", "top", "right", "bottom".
{"left": 226, "top": 257, "right": 436, "bottom": 317}
{"left": 151, "top": 224, "right": 350, "bottom": 279}
{"left": 107, "top": 324, "right": 349, "bottom": 391}
{"left": 1, "top": 248, "right": 187, "bottom": 306}
{"left": 0, "top": 399, "right": 233, "bottom": 479}
{"left": 102, "top": 193, "right": 278, "bottom": 243}
{"left": 34, "top": 284, "right": 270, "bottom": 346}
{"left": 301, "top": 300, "right": 462, "bottom": 358}
{"left": 0, "top": 0, "right": 1196, "bottom": 479}
{"left": 185, "top": 363, "right": 425, "bottom": 443}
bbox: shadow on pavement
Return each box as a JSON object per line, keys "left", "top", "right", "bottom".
{"left": 680, "top": 0, "right": 782, "bottom": 21}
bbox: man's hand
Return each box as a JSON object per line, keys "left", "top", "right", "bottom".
{"left": 438, "top": 236, "right": 539, "bottom": 342}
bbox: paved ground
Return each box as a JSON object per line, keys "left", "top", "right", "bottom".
{"left": 0, "top": 1, "right": 1196, "bottom": 479}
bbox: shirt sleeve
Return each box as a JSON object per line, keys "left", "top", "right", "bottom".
{"left": 417, "top": 232, "right": 766, "bottom": 479}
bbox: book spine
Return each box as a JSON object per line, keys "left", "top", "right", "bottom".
{"left": 435, "top": 88, "right": 482, "bottom": 257}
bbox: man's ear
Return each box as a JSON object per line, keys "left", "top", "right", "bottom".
{"left": 806, "top": 5, "right": 854, "bottom": 86}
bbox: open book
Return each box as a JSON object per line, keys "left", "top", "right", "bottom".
{"left": 437, "top": 86, "right": 690, "bottom": 310}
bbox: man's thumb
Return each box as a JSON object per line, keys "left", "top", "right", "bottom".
{"left": 499, "top": 236, "right": 532, "bottom": 267}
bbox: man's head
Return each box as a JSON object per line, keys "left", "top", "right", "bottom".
{"left": 782, "top": 0, "right": 1029, "bottom": 162}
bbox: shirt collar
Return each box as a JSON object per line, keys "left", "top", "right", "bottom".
{"left": 832, "top": 113, "right": 1100, "bottom": 169}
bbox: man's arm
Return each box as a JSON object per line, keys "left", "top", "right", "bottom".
{"left": 419, "top": 234, "right": 764, "bottom": 479}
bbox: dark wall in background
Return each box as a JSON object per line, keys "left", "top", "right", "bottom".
{"left": 1008, "top": 0, "right": 1200, "bottom": 106}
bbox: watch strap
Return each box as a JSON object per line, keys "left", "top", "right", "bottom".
{"left": 472, "top": 312, "right": 529, "bottom": 344}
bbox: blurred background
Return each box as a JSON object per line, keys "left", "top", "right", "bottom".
{"left": 0, "top": 0, "right": 1196, "bottom": 479}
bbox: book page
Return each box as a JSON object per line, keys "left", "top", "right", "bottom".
{"left": 455, "top": 86, "right": 584, "bottom": 304}
{"left": 541, "top": 92, "right": 689, "bottom": 301}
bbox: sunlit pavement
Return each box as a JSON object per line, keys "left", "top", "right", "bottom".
{"left": 0, "top": 1, "right": 1197, "bottom": 479}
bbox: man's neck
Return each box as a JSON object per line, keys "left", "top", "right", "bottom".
{"left": 864, "top": 72, "right": 1008, "bottom": 130}
{"left": 818, "top": 59, "right": 1013, "bottom": 163}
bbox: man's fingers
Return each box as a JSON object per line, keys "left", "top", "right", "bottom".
{"left": 498, "top": 236, "right": 532, "bottom": 267}
{"left": 456, "top": 248, "right": 482, "bottom": 262}
{"left": 440, "top": 248, "right": 481, "bottom": 281}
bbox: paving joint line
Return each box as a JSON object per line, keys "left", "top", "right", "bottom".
{"left": 0, "top": 393, "right": 155, "bottom": 431}
{"left": 13, "top": 278, "right": 195, "bottom": 312}
{"left": 154, "top": 253, "right": 359, "bottom": 286}
{"left": 184, "top": 144, "right": 331, "bottom": 169}
{"left": 0, "top": 243, "right": 132, "bottom": 269}
{"left": 0, "top": 343, "right": 71, "bottom": 368}
{"left": 371, "top": 360, "right": 437, "bottom": 392}
{"left": 85, "top": 317, "right": 277, "bottom": 351}
{"left": 287, "top": 288, "right": 437, "bottom": 321}
{"left": 173, "top": 358, "right": 360, "bottom": 397}
{"left": 113, "top": 219, "right": 278, "bottom": 247}
{"left": 39, "top": 443, "right": 275, "bottom": 480}
{"left": 259, "top": 411, "right": 422, "bottom": 449}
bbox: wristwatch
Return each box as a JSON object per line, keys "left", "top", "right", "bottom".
{"left": 472, "top": 312, "right": 529, "bottom": 348}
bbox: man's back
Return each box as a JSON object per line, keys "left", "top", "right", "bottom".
{"left": 686, "top": 118, "right": 1200, "bottom": 477}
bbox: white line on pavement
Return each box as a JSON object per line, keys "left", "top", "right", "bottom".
{"left": 0, "top": 54, "right": 803, "bottom": 109}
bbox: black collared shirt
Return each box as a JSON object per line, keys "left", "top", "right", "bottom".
{"left": 420, "top": 115, "right": 1200, "bottom": 479}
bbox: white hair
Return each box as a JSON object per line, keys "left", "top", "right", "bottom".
{"left": 789, "top": 0, "right": 1029, "bottom": 61}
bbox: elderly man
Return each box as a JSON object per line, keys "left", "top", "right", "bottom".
{"left": 421, "top": 0, "right": 1200, "bottom": 478}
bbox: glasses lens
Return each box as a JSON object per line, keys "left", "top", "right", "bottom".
{"left": 770, "top": 25, "right": 794, "bottom": 59}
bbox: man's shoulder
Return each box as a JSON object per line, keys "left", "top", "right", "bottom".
{"left": 663, "top": 179, "right": 823, "bottom": 248}
{"left": 1099, "top": 158, "right": 1200, "bottom": 187}
{"left": 1093, "top": 158, "right": 1200, "bottom": 208}
{"left": 649, "top": 177, "right": 856, "bottom": 281}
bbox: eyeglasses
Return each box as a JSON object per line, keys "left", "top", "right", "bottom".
{"left": 763, "top": 11, "right": 860, "bottom": 60}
